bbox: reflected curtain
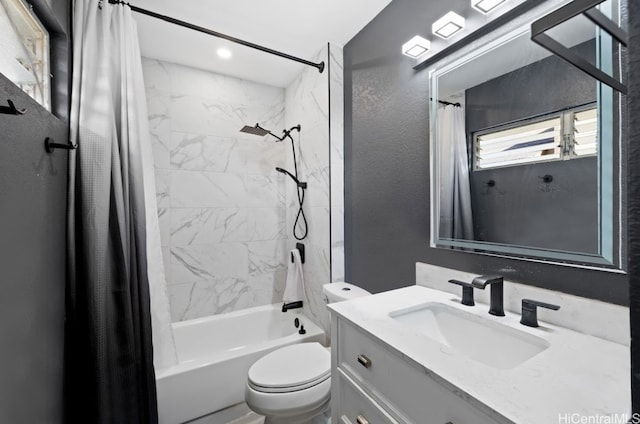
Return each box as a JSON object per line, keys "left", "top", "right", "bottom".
{"left": 438, "top": 104, "right": 474, "bottom": 240}
{"left": 66, "top": 1, "right": 175, "bottom": 422}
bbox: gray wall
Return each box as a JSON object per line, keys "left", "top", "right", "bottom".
{"left": 465, "top": 41, "right": 599, "bottom": 253}
{"left": 469, "top": 158, "right": 599, "bottom": 252}
{"left": 0, "top": 0, "right": 69, "bottom": 422}
{"left": 344, "top": 0, "right": 628, "bottom": 305}
{"left": 627, "top": 0, "right": 639, "bottom": 413}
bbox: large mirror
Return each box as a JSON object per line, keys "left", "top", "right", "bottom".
{"left": 429, "top": 0, "right": 626, "bottom": 269}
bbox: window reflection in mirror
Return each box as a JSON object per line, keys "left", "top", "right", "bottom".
{"left": 430, "top": 0, "right": 625, "bottom": 269}
{"left": 0, "top": 0, "right": 50, "bottom": 111}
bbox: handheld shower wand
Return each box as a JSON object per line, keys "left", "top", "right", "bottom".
{"left": 275, "top": 167, "right": 307, "bottom": 189}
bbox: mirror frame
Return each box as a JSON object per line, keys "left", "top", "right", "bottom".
{"left": 428, "top": 0, "right": 626, "bottom": 272}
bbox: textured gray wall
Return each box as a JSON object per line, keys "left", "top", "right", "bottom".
{"left": 344, "top": 0, "right": 628, "bottom": 305}
{"left": 628, "top": 0, "right": 639, "bottom": 413}
{"left": 469, "top": 158, "right": 598, "bottom": 252}
{"left": 0, "top": 1, "right": 69, "bottom": 422}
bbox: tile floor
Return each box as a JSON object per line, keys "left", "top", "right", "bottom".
{"left": 228, "top": 412, "right": 264, "bottom": 424}
{"left": 184, "top": 403, "right": 264, "bottom": 424}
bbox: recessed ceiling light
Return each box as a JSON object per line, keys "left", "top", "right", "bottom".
{"left": 472, "top": 0, "right": 507, "bottom": 14}
{"left": 432, "top": 11, "right": 465, "bottom": 40}
{"left": 402, "top": 35, "right": 431, "bottom": 58}
{"left": 217, "top": 48, "right": 232, "bottom": 59}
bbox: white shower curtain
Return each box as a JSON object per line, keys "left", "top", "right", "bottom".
{"left": 438, "top": 104, "right": 474, "bottom": 240}
{"left": 69, "top": 0, "right": 176, "bottom": 372}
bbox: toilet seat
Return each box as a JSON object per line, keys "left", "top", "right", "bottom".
{"left": 245, "top": 343, "right": 331, "bottom": 419}
{"left": 245, "top": 377, "right": 331, "bottom": 420}
{"left": 248, "top": 343, "right": 330, "bottom": 393}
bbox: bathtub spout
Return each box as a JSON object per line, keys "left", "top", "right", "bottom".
{"left": 282, "top": 301, "right": 303, "bottom": 312}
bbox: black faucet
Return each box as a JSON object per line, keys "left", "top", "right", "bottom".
{"left": 471, "top": 275, "right": 505, "bottom": 316}
{"left": 520, "top": 299, "right": 560, "bottom": 327}
{"left": 282, "top": 301, "right": 303, "bottom": 312}
{"left": 448, "top": 279, "right": 476, "bottom": 306}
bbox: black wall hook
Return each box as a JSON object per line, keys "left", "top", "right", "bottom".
{"left": 45, "top": 137, "right": 78, "bottom": 153}
{"left": 0, "top": 99, "right": 26, "bottom": 115}
{"left": 539, "top": 174, "right": 553, "bottom": 184}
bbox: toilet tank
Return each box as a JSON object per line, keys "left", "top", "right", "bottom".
{"left": 322, "top": 282, "right": 371, "bottom": 304}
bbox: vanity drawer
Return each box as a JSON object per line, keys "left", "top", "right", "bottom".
{"left": 336, "top": 368, "right": 400, "bottom": 424}
{"left": 336, "top": 318, "right": 502, "bottom": 424}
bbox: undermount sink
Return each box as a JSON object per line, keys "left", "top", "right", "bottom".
{"left": 389, "top": 302, "right": 550, "bottom": 370}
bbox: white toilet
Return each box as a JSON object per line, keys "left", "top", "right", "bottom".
{"left": 245, "top": 282, "right": 371, "bottom": 424}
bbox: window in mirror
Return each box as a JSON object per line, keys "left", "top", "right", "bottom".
{"left": 572, "top": 107, "right": 598, "bottom": 156}
{"left": 474, "top": 114, "right": 563, "bottom": 169}
{"left": 474, "top": 105, "right": 597, "bottom": 170}
{"left": 0, "top": 0, "right": 50, "bottom": 111}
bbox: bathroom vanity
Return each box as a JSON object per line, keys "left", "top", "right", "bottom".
{"left": 329, "top": 285, "right": 630, "bottom": 424}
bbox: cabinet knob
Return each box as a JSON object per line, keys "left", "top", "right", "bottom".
{"left": 357, "top": 354, "right": 372, "bottom": 368}
{"left": 356, "top": 415, "right": 370, "bottom": 424}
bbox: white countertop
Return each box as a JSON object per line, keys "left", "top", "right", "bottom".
{"left": 329, "top": 285, "right": 631, "bottom": 424}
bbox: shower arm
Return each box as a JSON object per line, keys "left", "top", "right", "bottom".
{"left": 281, "top": 125, "right": 301, "bottom": 143}
{"left": 255, "top": 124, "right": 301, "bottom": 143}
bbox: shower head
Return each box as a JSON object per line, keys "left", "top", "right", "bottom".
{"left": 240, "top": 124, "right": 270, "bottom": 137}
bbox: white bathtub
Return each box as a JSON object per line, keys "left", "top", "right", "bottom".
{"left": 156, "top": 304, "right": 326, "bottom": 424}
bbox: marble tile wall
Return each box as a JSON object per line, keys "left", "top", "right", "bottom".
{"left": 284, "top": 46, "right": 332, "bottom": 333}
{"left": 142, "top": 58, "right": 288, "bottom": 322}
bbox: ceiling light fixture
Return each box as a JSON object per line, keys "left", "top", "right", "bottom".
{"left": 217, "top": 48, "right": 232, "bottom": 59}
{"left": 432, "top": 11, "right": 465, "bottom": 39}
{"left": 471, "top": 0, "right": 508, "bottom": 14}
{"left": 402, "top": 35, "right": 431, "bottom": 58}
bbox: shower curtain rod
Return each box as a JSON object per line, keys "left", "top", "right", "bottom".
{"left": 107, "top": 0, "right": 325, "bottom": 73}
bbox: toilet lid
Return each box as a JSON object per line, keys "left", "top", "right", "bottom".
{"left": 248, "top": 342, "right": 330, "bottom": 392}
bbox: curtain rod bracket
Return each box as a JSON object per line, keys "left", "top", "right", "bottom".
{"left": 45, "top": 137, "right": 78, "bottom": 153}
